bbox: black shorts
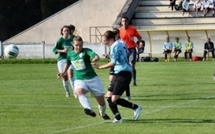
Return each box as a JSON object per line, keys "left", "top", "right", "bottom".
{"left": 174, "top": 49, "right": 181, "bottom": 53}
{"left": 194, "top": 7, "right": 201, "bottom": 11}
{"left": 164, "top": 49, "right": 172, "bottom": 54}
{"left": 128, "top": 48, "right": 137, "bottom": 64}
{"left": 203, "top": 7, "right": 210, "bottom": 10}
{"left": 182, "top": 8, "right": 189, "bottom": 12}
{"left": 108, "top": 71, "right": 132, "bottom": 95}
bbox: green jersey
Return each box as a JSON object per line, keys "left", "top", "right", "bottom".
{"left": 53, "top": 37, "right": 73, "bottom": 61}
{"left": 67, "top": 48, "right": 97, "bottom": 80}
{"left": 174, "top": 42, "right": 182, "bottom": 49}
{"left": 185, "top": 41, "right": 194, "bottom": 50}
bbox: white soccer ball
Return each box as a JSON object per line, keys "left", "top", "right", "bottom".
{"left": 4, "top": 44, "right": 19, "bottom": 58}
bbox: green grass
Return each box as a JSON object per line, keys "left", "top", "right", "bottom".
{"left": 1, "top": 61, "right": 215, "bottom": 134}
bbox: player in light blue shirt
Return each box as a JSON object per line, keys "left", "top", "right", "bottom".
{"left": 93, "top": 30, "right": 142, "bottom": 123}
{"left": 163, "top": 37, "right": 173, "bottom": 61}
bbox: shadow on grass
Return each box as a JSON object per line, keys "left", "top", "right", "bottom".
{"left": 124, "top": 119, "right": 215, "bottom": 123}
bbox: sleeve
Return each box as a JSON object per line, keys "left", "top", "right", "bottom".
{"left": 180, "top": 42, "right": 182, "bottom": 49}
{"left": 184, "top": 42, "right": 187, "bottom": 49}
{"left": 53, "top": 38, "right": 61, "bottom": 54}
{"left": 86, "top": 48, "right": 97, "bottom": 59}
{"left": 193, "top": 2, "right": 196, "bottom": 8}
{"left": 204, "top": 43, "right": 207, "bottom": 49}
{"left": 132, "top": 27, "right": 141, "bottom": 39}
{"left": 182, "top": 2, "right": 185, "bottom": 8}
{"left": 66, "top": 53, "right": 72, "bottom": 65}
{"left": 163, "top": 43, "right": 166, "bottom": 50}
{"left": 110, "top": 45, "right": 118, "bottom": 65}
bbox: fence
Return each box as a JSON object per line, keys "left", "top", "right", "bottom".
{"left": 0, "top": 42, "right": 107, "bottom": 59}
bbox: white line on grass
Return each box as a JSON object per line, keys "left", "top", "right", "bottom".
{"left": 144, "top": 95, "right": 215, "bottom": 115}
{"left": 1, "top": 103, "right": 215, "bottom": 109}
{"left": 47, "top": 95, "right": 215, "bottom": 134}
{"left": 1, "top": 95, "right": 214, "bottom": 134}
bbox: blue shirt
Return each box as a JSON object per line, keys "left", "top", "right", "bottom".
{"left": 163, "top": 42, "right": 173, "bottom": 50}
{"left": 110, "top": 40, "right": 132, "bottom": 74}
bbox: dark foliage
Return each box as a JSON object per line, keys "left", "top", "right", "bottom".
{"left": 0, "top": 0, "right": 78, "bottom": 41}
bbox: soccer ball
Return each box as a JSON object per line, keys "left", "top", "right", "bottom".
{"left": 4, "top": 44, "right": 19, "bottom": 58}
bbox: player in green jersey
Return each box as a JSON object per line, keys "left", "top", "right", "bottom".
{"left": 58, "top": 36, "right": 110, "bottom": 120}
{"left": 53, "top": 25, "right": 73, "bottom": 97}
{"left": 67, "top": 24, "right": 76, "bottom": 98}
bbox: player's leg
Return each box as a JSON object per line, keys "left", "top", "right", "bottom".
{"left": 57, "top": 59, "right": 70, "bottom": 97}
{"left": 112, "top": 71, "right": 142, "bottom": 120}
{"left": 74, "top": 80, "right": 95, "bottom": 117}
{"left": 67, "top": 65, "right": 77, "bottom": 98}
{"left": 129, "top": 48, "right": 137, "bottom": 86}
{"left": 105, "top": 76, "right": 121, "bottom": 122}
{"left": 184, "top": 51, "right": 187, "bottom": 60}
{"left": 86, "top": 76, "right": 110, "bottom": 119}
{"left": 108, "top": 71, "right": 142, "bottom": 122}
{"left": 189, "top": 50, "right": 193, "bottom": 61}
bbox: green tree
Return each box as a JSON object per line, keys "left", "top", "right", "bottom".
{"left": 0, "top": 0, "right": 78, "bottom": 41}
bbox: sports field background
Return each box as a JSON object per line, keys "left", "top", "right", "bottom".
{"left": 0, "top": 61, "right": 215, "bottom": 134}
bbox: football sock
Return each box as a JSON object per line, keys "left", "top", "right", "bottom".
{"left": 106, "top": 97, "right": 119, "bottom": 115}
{"left": 69, "top": 77, "right": 74, "bottom": 90}
{"left": 78, "top": 94, "right": 92, "bottom": 110}
{"left": 125, "top": 86, "right": 130, "bottom": 97}
{"left": 62, "top": 80, "right": 70, "bottom": 93}
{"left": 115, "top": 98, "right": 138, "bottom": 110}
{"left": 132, "top": 69, "right": 136, "bottom": 83}
{"left": 98, "top": 104, "right": 106, "bottom": 116}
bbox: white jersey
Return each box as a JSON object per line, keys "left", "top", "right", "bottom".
{"left": 202, "top": 0, "right": 210, "bottom": 8}
{"left": 193, "top": 1, "right": 202, "bottom": 8}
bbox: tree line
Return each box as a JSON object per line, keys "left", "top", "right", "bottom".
{"left": 0, "top": 0, "right": 78, "bottom": 42}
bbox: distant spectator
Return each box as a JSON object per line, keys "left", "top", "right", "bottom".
{"left": 136, "top": 40, "right": 145, "bottom": 62}
{"left": 202, "top": 38, "right": 215, "bottom": 61}
{"left": 163, "top": 37, "right": 173, "bottom": 62}
{"left": 169, "top": 0, "right": 176, "bottom": 11}
{"left": 182, "top": 0, "right": 190, "bottom": 16}
{"left": 202, "top": 0, "right": 211, "bottom": 17}
{"left": 178, "top": 0, "right": 184, "bottom": 10}
{"left": 173, "top": 37, "right": 182, "bottom": 61}
{"left": 193, "top": 0, "right": 202, "bottom": 17}
{"left": 184, "top": 36, "right": 194, "bottom": 61}
{"left": 212, "top": 0, "right": 215, "bottom": 16}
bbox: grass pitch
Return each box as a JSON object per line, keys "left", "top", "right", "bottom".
{"left": 0, "top": 61, "right": 215, "bottom": 134}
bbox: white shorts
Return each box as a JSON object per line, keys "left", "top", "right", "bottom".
{"left": 57, "top": 59, "right": 67, "bottom": 73}
{"left": 57, "top": 59, "right": 73, "bottom": 73}
{"left": 69, "top": 64, "right": 74, "bottom": 70}
{"left": 74, "top": 76, "right": 105, "bottom": 97}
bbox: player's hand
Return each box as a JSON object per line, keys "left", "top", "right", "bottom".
{"left": 62, "top": 48, "right": 68, "bottom": 53}
{"left": 57, "top": 72, "right": 66, "bottom": 78}
{"left": 103, "top": 54, "right": 110, "bottom": 59}
{"left": 91, "top": 62, "right": 100, "bottom": 69}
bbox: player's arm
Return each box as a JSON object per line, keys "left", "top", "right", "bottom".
{"left": 57, "top": 64, "right": 70, "bottom": 78}
{"left": 91, "top": 54, "right": 100, "bottom": 63}
{"left": 93, "top": 46, "right": 117, "bottom": 69}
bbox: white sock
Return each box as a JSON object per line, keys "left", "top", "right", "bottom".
{"left": 98, "top": 104, "right": 106, "bottom": 116}
{"left": 62, "top": 80, "right": 70, "bottom": 93}
{"left": 69, "top": 77, "right": 77, "bottom": 98}
{"left": 69, "top": 77, "right": 74, "bottom": 90}
{"left": 78, "top": 94, "right": 92, "bottom": 109}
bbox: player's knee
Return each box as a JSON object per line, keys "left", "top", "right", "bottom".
{"left": 75, "top": 88, "right": 86, "bottom": 95}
